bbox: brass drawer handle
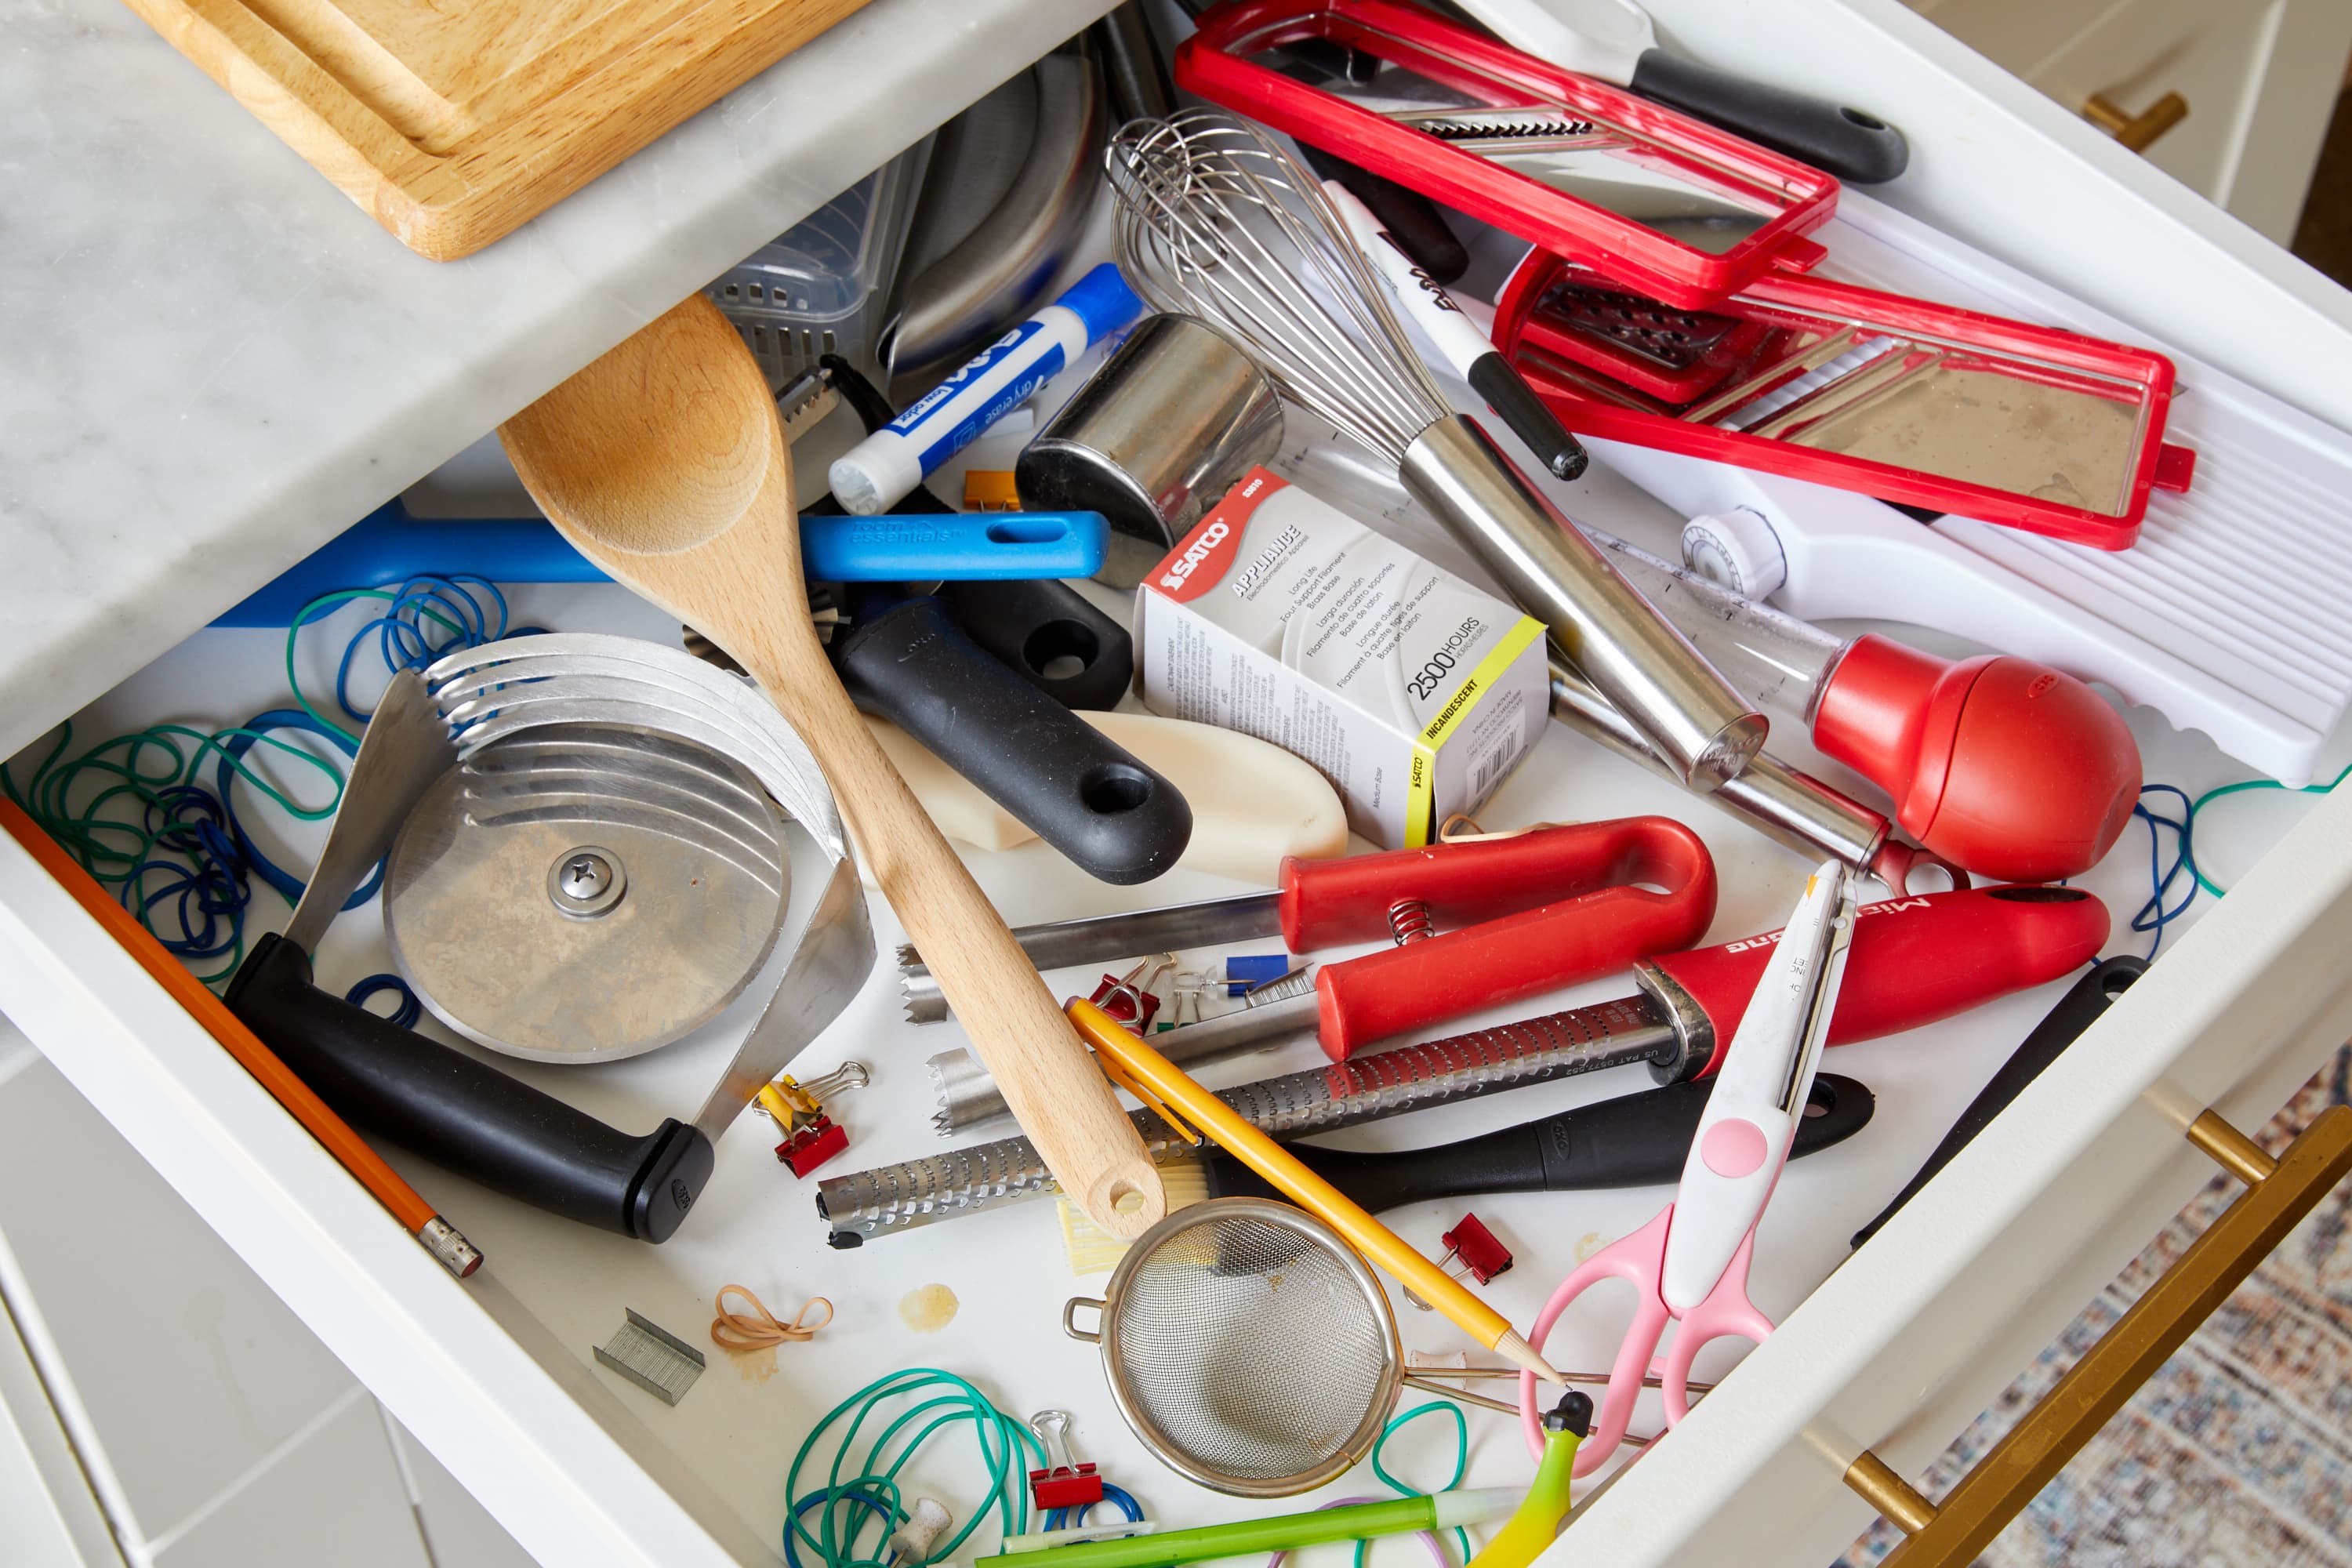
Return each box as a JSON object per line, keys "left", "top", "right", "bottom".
{"left": 2083, "top": 90, "right": 2189, "bottom": 153}
{"left": 1844, "top": 1103, "right": 2352, "bottom": 1566}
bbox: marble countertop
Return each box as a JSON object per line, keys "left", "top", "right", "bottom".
{"left": 0, "top": 0, "right": 1115, "bottom": 758}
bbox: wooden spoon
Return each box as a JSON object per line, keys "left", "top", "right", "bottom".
{"left": 498, "top": 296, "right": 1167, "bottom": 1236}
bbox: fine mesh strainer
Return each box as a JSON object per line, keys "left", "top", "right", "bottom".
{"left": 1062, "top": 1198, "right": 1425, "bottom": 1497}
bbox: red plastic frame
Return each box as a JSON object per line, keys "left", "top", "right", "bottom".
{"left": 1176, "top": 0, "right": 1840, "bottom": 309}
{"left": 1494, "top": 250, "right": 2193, "bottom": 549}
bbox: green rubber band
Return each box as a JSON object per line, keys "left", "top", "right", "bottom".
{"left": 2, "top": 712, "right": 357, "bottom": 987}
{"left": 785, "top": 1368, "right": 1046, "bottom": 1568}
{"left": 284, "top": 587, "right": 468, "bottom": 747}
{"left": 2186, "top": 761, "right": 2351, "bottom": 899}
{"left": 1362, "top": 1400, "right": 1472, "bottom": 1568}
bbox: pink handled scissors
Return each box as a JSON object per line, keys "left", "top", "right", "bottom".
{"left": 1516, "top": 863, "right": 1859, "bottom": 1473}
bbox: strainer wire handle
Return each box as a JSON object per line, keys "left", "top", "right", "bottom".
{"left": 1064, "top": 1297, "right": 1106, "bottom": 1344}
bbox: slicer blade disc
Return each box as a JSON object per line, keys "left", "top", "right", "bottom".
{"left": 384, "top": 724, "right": 790, "bottom": 1064}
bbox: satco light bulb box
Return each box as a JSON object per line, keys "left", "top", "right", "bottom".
{"left": 1136, "top": 467, "right": 1548, "bottom": 848}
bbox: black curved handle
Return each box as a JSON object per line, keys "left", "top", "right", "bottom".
{"left": 225, "top": 935, "right": 711, "bottom": 1243}
{"left": 834, "top": 596, "right": 1192, "bottom": 884}
{"left": 1628, "top": 48, "right": 1910, "bottom": 185}
{"left": 1208, "top": 1073, "right": 1875, "bottom": 1214}
{"left": 936, "top": 578, "right": 1134, "bottom": 711}
{"left": 1851, "top": 955, "right": 2143, "bottom": 1248}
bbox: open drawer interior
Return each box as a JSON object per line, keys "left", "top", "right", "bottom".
{"left": 9, "top": 103, "right": 2352, "bottom": 1568}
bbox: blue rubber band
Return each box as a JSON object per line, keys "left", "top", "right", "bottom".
{"left": 1045, "top": 1483, "right": 1145, "bottom": 1536}
{"left": 345, "top": 973, "right": 422, "bottom": 1030}
{"left": 214, "top": 712, "right": 376, "bottom": 911}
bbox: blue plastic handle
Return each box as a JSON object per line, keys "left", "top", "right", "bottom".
{"left": 799, "top": 511, "right": 1109, "bottom": 582}
{"left": 214, "top": 503, "right": 1112, "bottom": 626}
{"left": 213, "top": 503, "right": 602, "bottom": 626}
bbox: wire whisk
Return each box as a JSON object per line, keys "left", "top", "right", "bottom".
{"left": 1109, "top": 111, "right": 1446, "bottom": 464}
{"left": 1105, "top": 109, "right": 1766, "bottom": 791}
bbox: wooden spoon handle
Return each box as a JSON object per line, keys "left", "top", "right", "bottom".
{"left": 737, "top": 636, "right": 1169, "bottom": 1236}
{"left": 491, "top": 291, "right": 1163, "bottom": 1237}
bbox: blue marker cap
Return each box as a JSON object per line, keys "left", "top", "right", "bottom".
{"left": 1058, "top": 263, "right": 1145, "bottom": 347}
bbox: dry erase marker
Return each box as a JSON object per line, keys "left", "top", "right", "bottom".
{"left": 1323, "top": 181, "right": 1589, "bottom": 481}
{"left": 832, "top": 264, "right": 1143, "bottom": 514}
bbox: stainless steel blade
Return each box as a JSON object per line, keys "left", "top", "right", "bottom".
{"left": 930, "top": 989, "right": 1321, "bottom": 1132}
{"left": 900, "top": 890, "right": 1283, "bottom": 1023}
{"left": 283, "top": 670, "right": 455, "bottom": 953}
{"left": 827, "top": 989, "right": 1676, "bottom": 1238}
{"left": 421, "top": 633, "right": 873, "bottom": 1138}
{"left": 693, "top": 855, "right": 873, "bottom": 1141}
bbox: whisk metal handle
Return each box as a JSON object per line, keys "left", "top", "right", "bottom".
{"left": 1399, "top": 415, "right": 1766, "bottom": 792}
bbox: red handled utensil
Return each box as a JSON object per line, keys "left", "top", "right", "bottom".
{"left": 924, "top": 881, "right": 2107, "bottom": 1134}
{"left": 903, "top": 816, "right": 1717, "bottom": 1058}
{"left": 1634, "top": 884, "right": 2110, "bottom": 1083}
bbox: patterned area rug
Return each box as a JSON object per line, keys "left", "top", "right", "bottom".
{"left": 1836, "top": 1044, "right": 2352, "bottom": 1567}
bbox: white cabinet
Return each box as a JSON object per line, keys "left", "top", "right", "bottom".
{"left": 0, "top": 1022, "right": 536, "bottom": 1567}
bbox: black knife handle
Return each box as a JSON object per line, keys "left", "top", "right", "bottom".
{"left": 1209, "top": 1073, "right": 1875, "bottom": 1214}
{"left": 1851, "top": 955, "right": 2145, "bottom": 1249}
{"left": 833, "top": 595, "right": 1192, "bottom": 884}
{"left": 225, "top": 935, "right": 711, "bottom": 1243}
{"left": 1628, "top": 47, "right": 1909, "bottom": 185}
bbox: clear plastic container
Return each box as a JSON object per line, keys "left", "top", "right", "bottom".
{"left": 706, "top": 136, "right": 932, "bottom": 388}
{"left": 1586, "top": 532, "right": 1848, "bottom": 722}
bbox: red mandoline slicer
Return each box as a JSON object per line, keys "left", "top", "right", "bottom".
{"left": 1177, "top": 0, "right": 2194, "bottom": 548}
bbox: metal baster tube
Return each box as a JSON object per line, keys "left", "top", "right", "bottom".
{"left": 1544, "top": 659, "right": 1962, "bottom": 895}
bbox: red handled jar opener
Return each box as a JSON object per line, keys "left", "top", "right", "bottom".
{"left": 1281, "top": 816, "right": 1716, "bottom": 1058}
{"left": 899, "top": 817, "right": 1716, "bottom": 1060}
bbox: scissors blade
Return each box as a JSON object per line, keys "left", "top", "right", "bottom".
{"left": 1660, "top": 862, "right": 1857, "bottom": 1312}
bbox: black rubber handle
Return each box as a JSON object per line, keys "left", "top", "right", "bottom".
{"left": 1851, "top": 955, "right": 2145, "bottom": 1249}
{"left": 224, "top": 935, "right": 712, "bottom": 1243}
{"left": 935, "top": 578, "right": 1134, "bottom": 711}
{"left": 1094, "top": 0, "right": 1174, "bottom": 125}
{"left": 1468, "top": 354, "right": 1588, "bottom": 481}
{"left": 833, "top": 595, "right": 1192, "bottom": 884}
{"left": 1298, "top": 143, "right": 1470, "bottom": 285}
{"left": 1628, "top": 48, "right": 1909, "bottom": 185}
{"left": 1207, "top": 1073, "right": 1874, "bottom": 1214}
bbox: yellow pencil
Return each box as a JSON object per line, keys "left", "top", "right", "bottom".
{"left": 1067, "top": 999, "right": 1565, "bottom": 1385}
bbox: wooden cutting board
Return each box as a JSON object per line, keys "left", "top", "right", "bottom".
{"left": 122, "top": 0, "right": 876, "bottom": 260}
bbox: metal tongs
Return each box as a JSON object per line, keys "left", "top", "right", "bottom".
{"left": 224, "top": 634, "right": 873, "bottom": 1245}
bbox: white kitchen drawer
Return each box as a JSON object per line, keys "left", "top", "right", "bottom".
{"left": 5, "top": 4, "right": 2352, "bottom": 1568}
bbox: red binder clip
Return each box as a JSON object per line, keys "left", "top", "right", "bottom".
{"left": 1089, "top": 970, "right": 1163, "bottom": 1033}
{"left": 1027, "top": 1410, "right": 1103, "bottom": 1509}
{"left": 1439, "top": 1214, "right": 1513, "bottom": 1287}
{"left": 777, "top": 1116, "right": 848, "bottom": 1178}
